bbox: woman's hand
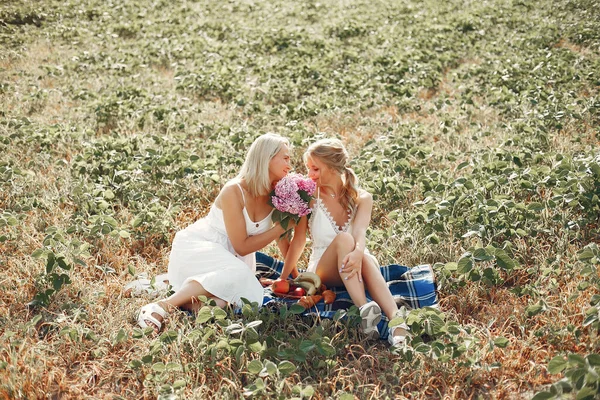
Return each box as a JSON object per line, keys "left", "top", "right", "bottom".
{"left": 340, "top": 248, "right": 364, "bottom": 282}
{"left": 279, "top": 265, "right": 299, "bottom": 282}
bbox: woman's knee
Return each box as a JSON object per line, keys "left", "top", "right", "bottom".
{"left": 333, "top": 232, "right": 355, "bottom": 249}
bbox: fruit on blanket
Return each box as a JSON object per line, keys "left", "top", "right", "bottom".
{"left": 259, "top": 278, "right": 276, "bottom": 287}
{"left": 322, "top": 290, "right": 336, "bottom": 304}
{"left": 293, "top": 280, "right": 317, "bottom": 296}
{"left": 298, "top": 294, "right": 323, "bottom": 309}
{"left": 294, "top": 272, "right": 322, "bottom": 290}
{"left": 272, "top": 280, "right": 290, "bottom": 294}
{"left": 291, "top": 286, "right": 306, "bottom": 297}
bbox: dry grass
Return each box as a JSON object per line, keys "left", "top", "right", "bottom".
{"left": 2, "top": 0, "right": 600, "bottom": 398}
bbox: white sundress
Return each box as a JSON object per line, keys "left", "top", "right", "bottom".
{"left": 307, "top": 188, "right": 378, "bottom": 272}
{"left": 167, "top": 183, "right": 272, "bottom": 306}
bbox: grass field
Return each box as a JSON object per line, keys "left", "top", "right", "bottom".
{"left": 1, "top": 0, "right": 599, "bottom": 398}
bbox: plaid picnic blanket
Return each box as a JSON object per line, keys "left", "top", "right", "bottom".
{"left": 255, "top": 252, "right": 439, "bottom": 340}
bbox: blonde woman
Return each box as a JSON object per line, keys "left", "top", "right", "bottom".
{"left": 138, "top": 133, "right": 292, "bottom": 332}
{"left": 280, "top": 138, "right": 409, "bottom": 347}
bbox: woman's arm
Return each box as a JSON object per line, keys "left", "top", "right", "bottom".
{"left": 220, "top": 185, "right": 286, "bottom": 256}
{"left": 279, "top": 216, "right": 308, "bottom": 281}
{"left": 341, "top": 190, "right": 373, "bottom": 281}
{"left": 277, "top": 238, "right": 290, "bottom": 259}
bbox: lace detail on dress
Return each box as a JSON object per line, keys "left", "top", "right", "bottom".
{"left": 317, "top": 198, "right": 351, "bottom": 233}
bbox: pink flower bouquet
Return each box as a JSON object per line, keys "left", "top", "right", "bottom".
{"left": 269, "top": 173, "right": 316, "bottom": 239}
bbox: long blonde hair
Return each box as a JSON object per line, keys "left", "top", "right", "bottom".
{"left": 237, "top": 133, "right": 290, "bottom": 196}
{"left": 304, "top": 138, "right": 360, "bottom": 215}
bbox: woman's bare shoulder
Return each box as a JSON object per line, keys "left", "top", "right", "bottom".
{"left": 215, "top": 180, "right": 243, "bottom": 207}
{"left": 357, "top": 188, "right": 373, "bottom": 202}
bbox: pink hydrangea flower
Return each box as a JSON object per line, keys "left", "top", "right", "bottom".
{"left": 269, "top": 174, "right": 316, "bottom": 238}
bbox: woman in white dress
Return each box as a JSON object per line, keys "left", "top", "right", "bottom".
{"left": 279, "top": 138, "right": 409, "bottom": 347}
{"left": 138, "top": 133, "right": 292, "bottom": 332}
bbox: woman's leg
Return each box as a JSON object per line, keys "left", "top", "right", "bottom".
{"left": 315, "top": 232, "right": 368, "bottom": 307}
{"left": 141, "top": 280, "right": 224, "bottom": 332}
{"left": 361, "top": 255, "right": 409, "bottom": 340}
{"left": 361, "top": 255, "right": 398, "bottom": 317}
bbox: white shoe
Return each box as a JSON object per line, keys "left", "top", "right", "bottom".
{"left": 388, "top": 323, "right": 409, "bottom": 347}
{"left": 137, "top": 302, "right": 168, "bottom": 332}
{"left": 388, "top": 308, "right": 410, "bottom": 347}
{"left": 359, "top": 301, "right": 382, "bottom": 339}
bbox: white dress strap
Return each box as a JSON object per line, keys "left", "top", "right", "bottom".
{"left": 236, "top": 183, "right": 246, "bottom": 206}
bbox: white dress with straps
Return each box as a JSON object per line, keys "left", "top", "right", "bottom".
{"left": 167, "top": 183, "right": 272, "bottom": 306}
{"left": 307, "top": 189, "right": 378, "bottom": 272}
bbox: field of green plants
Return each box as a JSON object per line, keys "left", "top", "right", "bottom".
{"left": 1, "top": 0, "right": 599, "bottom": 398}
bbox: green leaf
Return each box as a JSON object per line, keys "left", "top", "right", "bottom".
{"left": 57, "top": 257, "right": 70, "bottom": 270}
{"left": 582, "top": 308, "right": 598, "bottom": 327}
{"left": 578, "top": 248, "right": 596, "bottom": 262}
{"left": 278, "top": 360, "right": 296, "bottom": 376}
{"left": 173, "top": 379, "right": 186, "bottom": 389}
{"left": 132, "top": 216, "right": 143, "bottom": 228}
{"left": 525, "top": 303, "right": 544, "bottom": 317}
{"left": 457, "top": 257, "right": 473, "bottom": 274}
{"left": 74, "top": 258, "right": 87, "bottom": 267}
{"left": 264, "top": 360, "right": 277, "bottom": 376}
{"left": 493, "top": 337, "right": 510, "bottom": 348}
{"left": 547, "top": 356, "right": 568, "bottom": 374}
{"left": 248, "top": 341, "right": 263, "bottom": 353}
{"left": 46, "top": 252, "right": 56, "bottom": 274}
{"left": 473, "top": 248, "right": 494, "bottom": 261}
{"left": 212, "top": 307, "right": 227, "bottom": 321}
{"left": 103, "top": 189, "right": 115, "bottom": 200}
{"left": 166, "top": 362, "right": 182, "bottom": 372}
{"left": 152, "top": 362, "right": 166, "bottom": 372}
{"left": 114, "top": 328, "right": 127, "bottom": 344}
{"left": 495, "top": 251, "right": 516, "bottom": 270}
{"left": 531, "top": 392, "right": 554, "bottom": 400}
{"left": 247, "top": 360, "right": 263, "bottom": 375}
{"left": 196, "top": 306, "right": 213, "bottom": 323}
{"left": 567, "top": 354, "right": 586, "bottom": 366}
{"left": 575, "top": 387, "right": 596, "bottom": 400}
{"left": 317, "top": 341, "right": 337, "bottom": 356}
{"left": 31, "top": 249, "right": 45, "bottom": 258}
{"left": 226, "top": 323, "right": 243, "bottom": 335}
{"left": 159, "top": 330, "right": 178, "bottom": 344}
{"left": 301, "top": 385, "right": 315, "bottom": 398}
{"left": 444, "top": 262, "right": 457, "bottom": 271}
{"left": 281, "top": 217, "right": 289, "bottom": 230}
{"left": 516, "top": 229, "right": 528, "bottom": 237}
{"left": 586, "top": 354, "right": 600, "bottom": 366}
{"left": 247, "top": 320, "right": 263, "bottom": 329}
{"left": 289, "top": 304, "right": 305, "bottom": 314}
{"left": 299, "top": 340, "right": 315, "bottom": 353}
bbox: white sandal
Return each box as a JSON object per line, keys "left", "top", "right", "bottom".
{"left": 359, "top": 301, "right": 382, "bottom": 339}
{"left": 388, "top": 323, "right": 410, "bottom": 347}
{"left": 138, "top": 302, "right": 168, "bottom": 331}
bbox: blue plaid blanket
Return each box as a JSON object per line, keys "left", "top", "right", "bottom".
{"left": 255, "top": 252, "right": 438, "bottom": 340}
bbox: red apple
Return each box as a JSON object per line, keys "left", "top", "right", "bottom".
{"left": 291, "top": 286, "right": 306, "bottom": 297}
